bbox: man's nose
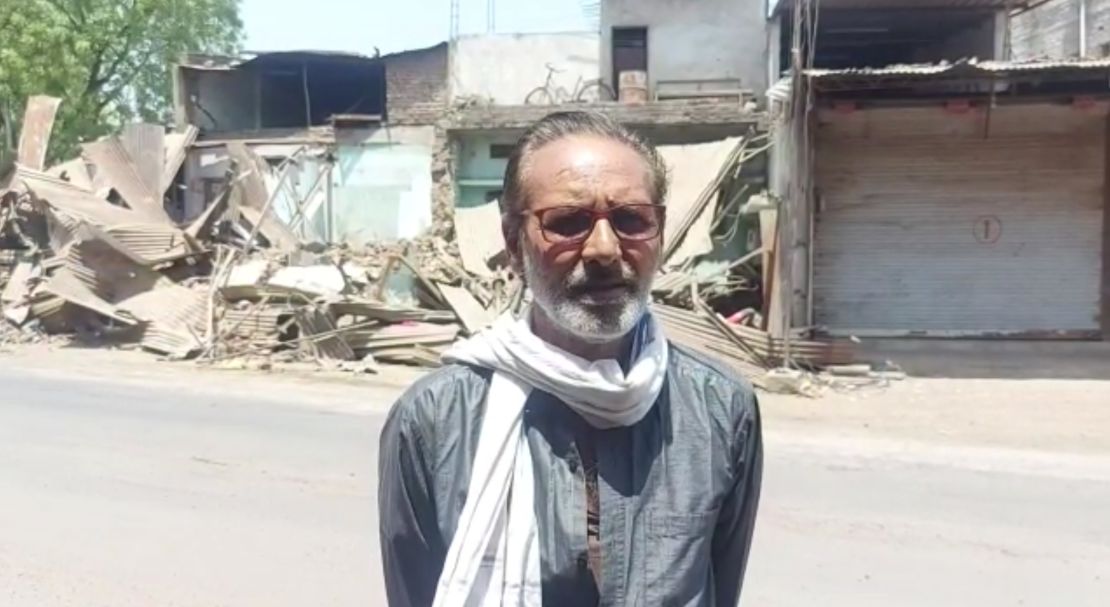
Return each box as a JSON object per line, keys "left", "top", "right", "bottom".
{"left": 581, "top": 218, "right": 622, "bottom": 266}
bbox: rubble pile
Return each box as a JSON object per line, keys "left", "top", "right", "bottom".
{"left": 0, "top": 101, "right": 514, "bottom": 371}
{"left": 0, "top": 95, "right": 884, "bottom": 393}
{"left": 0, "top": 158, "right": 514, "bottom": 368}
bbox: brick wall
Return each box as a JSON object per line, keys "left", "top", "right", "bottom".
{"left": 449, "top": 99, "right": 764, "bottom": 131}
{"left": 1012, "top": 0, "right": 1110, "bottom": 60}
{"left": 384, "top": 43, "right": 449, "bottom": 125}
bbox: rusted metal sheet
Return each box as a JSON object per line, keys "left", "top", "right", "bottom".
{"left": 813, "top": 103, "right": 1106, "bottom": 337}
{"left": 45, "top": 158, "right": 93, "bottom": 190}
{"left": 17, "top": 96, "right": 62, "bottom": 170}
{"left": 41, "top": 266, "right": 139, "bottom": 326}
{"left": 82, "top": 137, "right": 166, "bottom": 223}
{"left": 294, "top": 305, "right": 356, "bottom": 361}
{"left": 121, "top": 123, "right": 165, "bottom": 196}
{"left": 122, "top": 284, "right": 207, "bottom": 358}
{"left": 161, "top": 125, "right": 198, "bottom": 195}
{"left": 104, "top": 224, "right": 196, "bottom": 264}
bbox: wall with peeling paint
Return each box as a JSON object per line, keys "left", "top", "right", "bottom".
{"left": 331, "top": 142, "right": 433, "bottom": 245}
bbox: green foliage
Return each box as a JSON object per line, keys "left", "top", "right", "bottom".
{"left": 0, "top": 0, "right": 242, "bottom": 162}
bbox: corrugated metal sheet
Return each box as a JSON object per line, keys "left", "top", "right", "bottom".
{"left": 104, "top": 224, "right": 194, "bottom": 264}
{"left": 122, "top": 284, "right": 208, "bottom": 358}
{"left": 121, "top": 123, "right": 165, "bottom": 196}
{"left": 770, "top": 0, "right": 1018, "bottom": 16}
{"left": 82, "top": 138, "right": 166, "bottom": 223}
{"left": 814, "top": 103, "right": 1106, "bottom": 336}
{"left": 808, "top": 57, "right": 1110, "bottom": 81}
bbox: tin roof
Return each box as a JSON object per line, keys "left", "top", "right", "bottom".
{"left": 770, "top": 0, "right": 1027, "bottom": 15}
{"left": 806, "top": 58, "right": 1110, "bottom": 81}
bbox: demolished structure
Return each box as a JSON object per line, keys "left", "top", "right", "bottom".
{"left": 1, "top": 29, "right": 882, "bottom": 394}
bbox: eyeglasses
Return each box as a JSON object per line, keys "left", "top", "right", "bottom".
{"left": 525, "top": 204, "right": 666, "bottom": 245}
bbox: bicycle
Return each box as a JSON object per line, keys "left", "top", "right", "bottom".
{"left": 524, "top": 63, "right": 616, "bottom": 105}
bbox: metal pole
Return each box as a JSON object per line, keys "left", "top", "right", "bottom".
{"left": 302, "top": 62, "right": 312, "bottom": 127}
{"left": 1080, "top": 0, "right": 1089, "bottom": 58}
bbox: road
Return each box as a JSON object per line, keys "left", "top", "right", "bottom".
{"left": 1, "top": 351, "right": 1109, "bottom": 606}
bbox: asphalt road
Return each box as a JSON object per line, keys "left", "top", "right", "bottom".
{"left": 2, "top": 364, "right": 1108, "bottom": 606}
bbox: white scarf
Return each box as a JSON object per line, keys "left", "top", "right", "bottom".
{"left": 433, "top": 310, "right": 669, "bottom": 607}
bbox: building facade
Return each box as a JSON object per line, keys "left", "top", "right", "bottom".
{"left": 173, "top": 44, "right": 450, "bottom": 245}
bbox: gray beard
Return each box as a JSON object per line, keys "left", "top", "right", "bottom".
{"left": 521, "top": 248, "right": 651, "bottom": 344}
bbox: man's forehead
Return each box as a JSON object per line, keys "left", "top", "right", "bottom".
{"left": 526, "top": 137, "right": 652, "bottom": 192}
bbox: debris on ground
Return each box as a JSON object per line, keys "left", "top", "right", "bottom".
{"left": 0, "top": 94, "right": 884, "bottom": 395}
{"left": 0, "top": 97, "right": 514, "bottom": 373}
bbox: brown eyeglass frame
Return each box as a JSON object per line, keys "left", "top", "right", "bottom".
{"left": 523, "top": 204, "right": 667, "bottom": 245}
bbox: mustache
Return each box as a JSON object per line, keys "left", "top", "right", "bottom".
{"left": 564, "top": 262, "right": 638, "bottom": 292}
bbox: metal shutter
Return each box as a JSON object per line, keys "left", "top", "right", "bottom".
{"left": 814, "top": 103, "right": 1105, "bottom": 337}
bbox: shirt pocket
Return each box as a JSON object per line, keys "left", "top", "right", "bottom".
{"left": 643, "top": 508, "right": 718, "bottom": 607}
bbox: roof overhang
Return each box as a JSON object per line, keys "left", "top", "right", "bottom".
{"left": 178, "top": 50, "right": 380, "bottom": 72}
{"left": 807, "top": 58, "right": 1110, "bottom": 90}
{"left": 769, "top": 0, "right": 1026, "bottom": 18}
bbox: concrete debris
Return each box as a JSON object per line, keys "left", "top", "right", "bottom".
{"left": 0, "top": 92, "right": 879, "bottom": 395}
{"left": 0, "top": 96, "right": 514, "bottom": 370}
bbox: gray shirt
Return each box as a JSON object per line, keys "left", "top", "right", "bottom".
{"left": 378, "top": 344, "right": 763, "bottom": 606}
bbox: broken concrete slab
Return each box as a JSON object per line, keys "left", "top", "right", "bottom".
{"left": 221, "top": 260, "right": 347, "bottom": 302}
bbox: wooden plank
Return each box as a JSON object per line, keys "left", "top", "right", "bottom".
{"left": 17, "top": 96, "right": 62, "bottom": 170}
{"left": 437, "top": 283, "right": 494, "bottom": 335}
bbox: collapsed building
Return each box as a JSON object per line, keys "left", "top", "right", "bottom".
{"left": 1, "top": 27, "right": 888, "bottom": 394}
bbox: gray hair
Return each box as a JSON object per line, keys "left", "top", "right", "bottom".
{"left": 499, "top": 111, "right": 669, "bottom": 237}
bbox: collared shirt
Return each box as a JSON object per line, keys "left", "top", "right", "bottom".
{"left": 378, "top": 344, "right": 763, "bottom": 606}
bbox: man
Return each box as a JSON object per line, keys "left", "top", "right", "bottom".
{"left": 379, "top": 111, "right": 762, "bottom": 606}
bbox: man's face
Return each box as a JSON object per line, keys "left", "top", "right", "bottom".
{"left": 508, "top": 135, "right": 662, "bottom": 343}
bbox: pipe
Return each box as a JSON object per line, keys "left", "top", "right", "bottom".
{"left": 1080, "top": 0, "right": 1088, "bottom": 58}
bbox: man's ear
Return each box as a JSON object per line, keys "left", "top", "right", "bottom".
{"left": 502, "top": 219, "right": 525, "bottom": 276}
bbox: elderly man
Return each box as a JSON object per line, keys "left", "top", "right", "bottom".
{"left": 379, "top": 111, "right": 762, "bottom": 606}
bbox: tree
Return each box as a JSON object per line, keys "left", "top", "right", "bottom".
{"left": 0, "top": 0, "right": 242, "bottom": 163}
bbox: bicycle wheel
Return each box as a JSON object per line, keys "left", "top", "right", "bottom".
{"left": 524, "top": 87, "right": 555, "bottom": 106}
{"left": 575, "top": 80, "right": 616, "bottom": 103}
